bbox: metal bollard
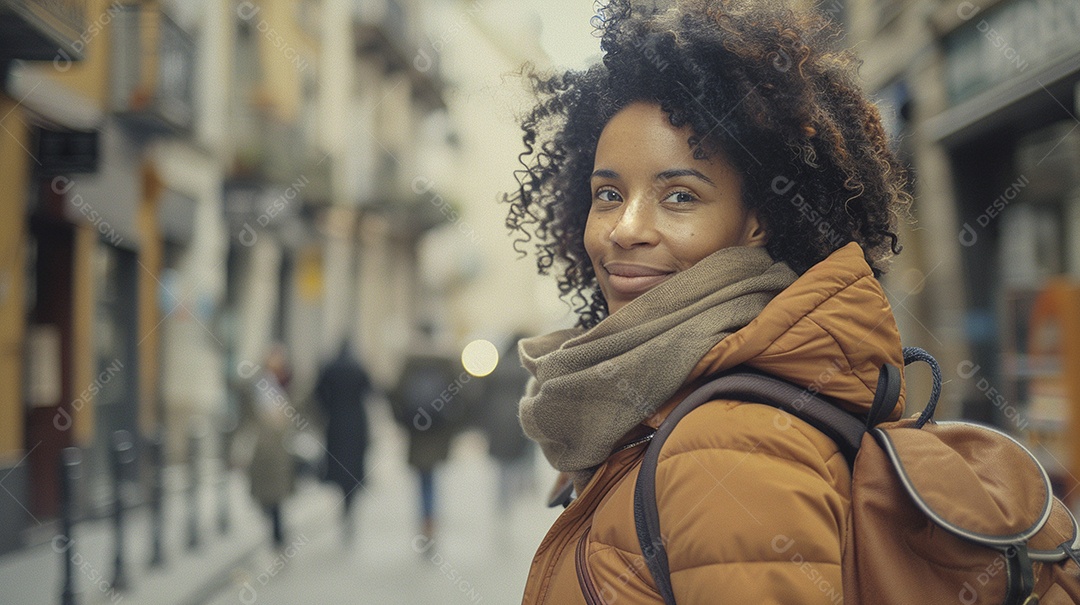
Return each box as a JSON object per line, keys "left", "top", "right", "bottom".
{"left": 147, "top": 431, "right": 165, "bottom": 568}
{"left": 111, "top": 430, "right": 134, "bottom": 592}
{"left": 186, "top": 424, "right": 201, "bottom": 550}
{"left": 217, "top": 425, "right": 230, "bottom": 535}
{"left": 59, "top": 447, "right": 82, "bottom": 605}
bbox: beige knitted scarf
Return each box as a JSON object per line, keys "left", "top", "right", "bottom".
{"left": 518, "top": 246, "right": 797, "bottom": 475}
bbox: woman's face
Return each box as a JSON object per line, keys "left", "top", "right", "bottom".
{"left": 584, "top": 102, "right": 766, "bottom": 316}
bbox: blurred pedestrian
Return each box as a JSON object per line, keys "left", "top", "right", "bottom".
{"left": 390, "top": 328, "right": 469, "bottom": 541}
{"left": 241, "top": 343, "right": 296, "bottom": 550}
{"left": 314, "top": 339, "right": 373, "bottom": 544}
{"left": 479, "top": 333, "right": 535, "bottom": 514}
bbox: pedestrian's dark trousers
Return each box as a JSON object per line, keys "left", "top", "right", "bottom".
{"left": 267, "top": 504, "right": 284, "bottom": 546}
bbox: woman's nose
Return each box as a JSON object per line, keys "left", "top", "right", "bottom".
{"left": 609, "top": 195, "right": 659, "bottom": 248}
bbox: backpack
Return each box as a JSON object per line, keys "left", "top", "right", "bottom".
{"left": 392, "top": 356, "right": 463, "bottom": 431}
{"left": 633, "top": 347, "right": 1080, "bottom": 604}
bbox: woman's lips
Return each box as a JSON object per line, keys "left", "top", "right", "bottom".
{"left": 602, "top": 263, "right": 675, "bottom": 297}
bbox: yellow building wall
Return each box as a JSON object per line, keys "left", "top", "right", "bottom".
{"left": 20, "top": 0, "right": 166, "bottom": 440}
{"left": 71, "top": 225, "right": 97, "bottom": 444}
{"left": 138, "top": 163, "right": 164, "bottom": 435}
{"left": 252, "top": 0, "right": 319, "bottom": 122}
{"left": 17, "top": 1, "right": 116, "bottom": 445}
{"left": 0, "top": 98, "right": 28, "bottom": 462}
{"left": 34, "top": 0, "right": 117, "bottom": 109}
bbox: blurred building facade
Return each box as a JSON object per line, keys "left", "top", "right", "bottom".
{"left": 15, "top": 0, "right": 1077, "bottom": 559}
{"left": 851, "top": 0, "right": 1080, "bottom": 487}
{"left": 0, "top": 0, "right": 454, "bottom": 556}
{"left": 412, "top": 1, "right": 581, "bottom": 350}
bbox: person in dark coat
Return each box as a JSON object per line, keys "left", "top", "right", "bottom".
{"left": 480, "top": 333, "right": 536, "bottom": 513}
{"left": 314, "top": 340, "right": 373, "bottom": 543}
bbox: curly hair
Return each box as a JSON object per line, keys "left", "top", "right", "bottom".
{"left": 504, "top": 0, "right": 911, "bottom": 329}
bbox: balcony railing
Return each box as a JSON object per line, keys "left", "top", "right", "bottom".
{"left": 0, "top": 0, "right": 87, "bottom": 61}
{"left": 110, "top": 4, "right": 195, "bottom": 133}
{"left": 224, "top": 102, "right": 329, "bottom": 233}
{"left": 353, "top": 6, "right": 445, "bottom": 111}
{"left": 229, "top": 105, "right": 308, "bottom": 186}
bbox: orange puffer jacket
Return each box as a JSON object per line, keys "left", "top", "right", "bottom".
{"left": 520, "top": 243, "right": 907, "bottom": 604}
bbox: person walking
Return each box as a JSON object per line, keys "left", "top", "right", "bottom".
{"left": 479, "top": 333, "right": 535, "bottom": 514}
{"left": 503, "top": 1, "right": 913, "bottom": 601}
{"left": 241, "top": 343, "right": 296, "bottom": 550}
{"left": 390, "top": 333, "right": 468, "bottom": 542}
{"left": 313, "top": 339, "right": 373, "bottom": 544}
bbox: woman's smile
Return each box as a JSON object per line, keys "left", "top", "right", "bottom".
{"left": 601, "top": 262, "right": 676, "bottom": 297}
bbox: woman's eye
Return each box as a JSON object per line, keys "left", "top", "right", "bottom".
{"left": 595, "top": 189, "right": 622, "bottom": 203}
{"left": 664, "top": 191, "right": 697, "bottom": 204}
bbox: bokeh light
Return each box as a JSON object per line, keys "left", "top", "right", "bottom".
{"left": 461, "top": 339, "right": 499, "bottom": 377}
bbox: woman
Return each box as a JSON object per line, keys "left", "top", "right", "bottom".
{"left": 505, "top": 1, "right": 911, "bottom": 602}
{"left": 243, "top": 344, "right": 296, "bottom": 549}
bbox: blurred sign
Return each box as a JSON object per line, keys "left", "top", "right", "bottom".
{"left": 27, "top": 324, "right": 61, "bottom": 407}
{"left": 1023, "top": 280, "right": 1080, "bottom": 504}
{"left": 297, "top": 246, "right": 323, "bottom": 302}
{"left": 35, "top": 128, "right": 98, "bottom": 174}
{"left": 944, "top": 0, "right": 1080, "bottom": 104}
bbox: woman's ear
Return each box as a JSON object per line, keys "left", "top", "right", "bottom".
{"left": 742, "top": 211, "right": 768, "bottom": 247}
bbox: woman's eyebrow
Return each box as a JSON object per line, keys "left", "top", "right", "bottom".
{"left": 656, "top": 168, "right": 715, "bottom": 186}
{"left": 591, "top": 169, "right": 619, "bottom": 179}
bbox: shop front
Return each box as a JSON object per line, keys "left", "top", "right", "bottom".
{"left": 929, "top": 0, "right": 1080, "bottom": 501}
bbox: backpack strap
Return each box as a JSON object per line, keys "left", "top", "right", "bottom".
{"left": 865, "top": 363, "right": 901, "bottom": 429}
{"left": 1003, "top": 545, "right": 1036, "bottom": 605}
{"left": 903, "top": 346, "right": 942, "bottom": 428}
{"left": 633, "top": 371, "right": 866, "bottom": 605}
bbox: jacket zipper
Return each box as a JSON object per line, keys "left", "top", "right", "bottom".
{"left": 575, "top": 528, "right": 604, "bottom": 605}
{"left": 572, "top": 435, "right": 653, "bottom": 604}
{"left": 614, "top": 431, "right": 654, "bottom": 454}
{"left": 528, "top": 439, "right": 650, "bottom": 603}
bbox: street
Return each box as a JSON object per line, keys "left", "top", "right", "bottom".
{"left": 0, "top": 402, "right": 560, "bottom": 605}
{"left": 201, "top": 404, "right": 560, "bottom": 605}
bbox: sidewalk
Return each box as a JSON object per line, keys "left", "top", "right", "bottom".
{"left": 0, "top": 465, "right": 335, "bottom": 605}
{"left": 0, "top": 404, "right": 563, "bottom": 605}
{"left": 199, "top": 409, "right": 561, "bottom": 605}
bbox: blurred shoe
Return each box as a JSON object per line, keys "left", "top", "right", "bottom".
{"left": 421, "top": 516, "right": 436, "bottom": 541}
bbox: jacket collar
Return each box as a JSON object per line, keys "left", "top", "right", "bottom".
{"left": 642, "top": 242, "right": 905, "bottom": 430}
